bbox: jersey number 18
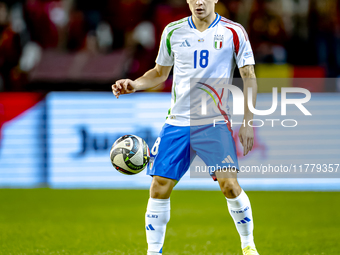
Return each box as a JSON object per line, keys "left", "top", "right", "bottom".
{"left": 194, "top": 50, "right": 209, "bottom": 69}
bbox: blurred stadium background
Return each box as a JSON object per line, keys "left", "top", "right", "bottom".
{"left": 0, "top": 0, "right": 340, "bottom": 254}
{"left": 0, "top": 0, "right": 339, "bottom": 189}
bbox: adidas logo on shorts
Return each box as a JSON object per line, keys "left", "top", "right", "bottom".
{"left": 222, "top": 155, "right": 234, "bottom": 164}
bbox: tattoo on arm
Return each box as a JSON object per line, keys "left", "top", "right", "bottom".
{"left": 239, "top": 65, "right": 256, "bottom": 79}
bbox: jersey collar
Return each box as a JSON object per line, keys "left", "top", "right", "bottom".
{"left": 188, "top": 13, "right": 221, "bottom": 30}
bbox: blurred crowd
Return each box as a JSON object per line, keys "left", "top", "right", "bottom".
{"left": 0, "top": 0, "right": 339, "bottom": 91}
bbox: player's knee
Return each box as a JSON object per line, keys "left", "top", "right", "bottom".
{"left": 150, "top": 176, "right": 175, "bottom": 199}
{"left": 219, "top": 180, "right": 241, "bottom": 198}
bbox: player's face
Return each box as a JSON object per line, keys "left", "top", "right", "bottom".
{"left": 187, "top": 0, "right": 218, "bottom": 20}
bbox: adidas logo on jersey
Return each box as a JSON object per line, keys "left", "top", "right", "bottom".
{"left": 237, "top": 217, "right": 251, "bottom": 224}
{"left": 180, "top": 39, "right": 191, "bottom": 47}
{"left": 222, "top": 155, "right": 234, "bottom": 164}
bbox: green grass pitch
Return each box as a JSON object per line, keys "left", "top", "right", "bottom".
{"left": 0, "top": 189, "right": 339, "bottom": 255}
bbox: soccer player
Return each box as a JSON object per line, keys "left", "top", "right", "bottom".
{"left": 112, "top": 0, "right": 259, "bottom": 254}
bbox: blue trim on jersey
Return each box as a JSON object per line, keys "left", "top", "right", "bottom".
{"left": 188, "top": 17, "right": 193, "bottom": 28}
{"left": 208, "top": 13, "right": 221, "bottom": 28}
{"left": 189, "top": 13, "right": 220, "bottom": 30}
{"left": 188, "top": 16, "right": 196, "bottom": 29}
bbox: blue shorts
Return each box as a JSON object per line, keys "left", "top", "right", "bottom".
{"left": 147, "top": 123, "right": 239, "bottom": 181}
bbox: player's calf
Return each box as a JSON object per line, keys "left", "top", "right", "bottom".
{"left": 150, "top": 176, "right": 176, "bottom": 199}
{"left": 146, "top": 176, "right": 175, "bottom": 254}
{"left": 216, "top": 172, "right": 258, "bottom": 252}
{"left": 216, "top": 171, "right": 242, "bottom": 198}
{"left": 145, "top": 197, "right": 170, "bottom": 254}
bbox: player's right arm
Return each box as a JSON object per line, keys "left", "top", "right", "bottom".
{"left": 112, "top": 64, "right": 172, "bottom": 99}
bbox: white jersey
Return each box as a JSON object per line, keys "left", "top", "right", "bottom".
{"left": 156, "top": 14, "right": 255, "bottom": 126}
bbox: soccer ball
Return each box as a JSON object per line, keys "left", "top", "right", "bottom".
{"left": 110, "top": 135, "right": 150, "bottom": 175}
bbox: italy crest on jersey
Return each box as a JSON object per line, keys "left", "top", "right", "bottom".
{"left": 214, "top": 35, "right": 223, "bottom": 50}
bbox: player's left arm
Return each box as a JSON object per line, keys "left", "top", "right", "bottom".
{"left": 239, "top": 64, "right": 258, "bottom": 156}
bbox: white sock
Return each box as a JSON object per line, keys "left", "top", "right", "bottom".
{"left": 226, "top": 190, "right": 255, "bottom": 249}
{"left": 145, "top": 198, "right": 170, "bottom": 254}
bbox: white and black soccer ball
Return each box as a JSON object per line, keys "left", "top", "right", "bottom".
{"left": 110, "top": 135, "right": 150, "bottom": 175}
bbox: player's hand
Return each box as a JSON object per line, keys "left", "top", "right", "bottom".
{"left": 112, "top": 79, "right": 136, "bottom": 99}
{"left": 238, "top": 124, "right": 254, "bottom": 156}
